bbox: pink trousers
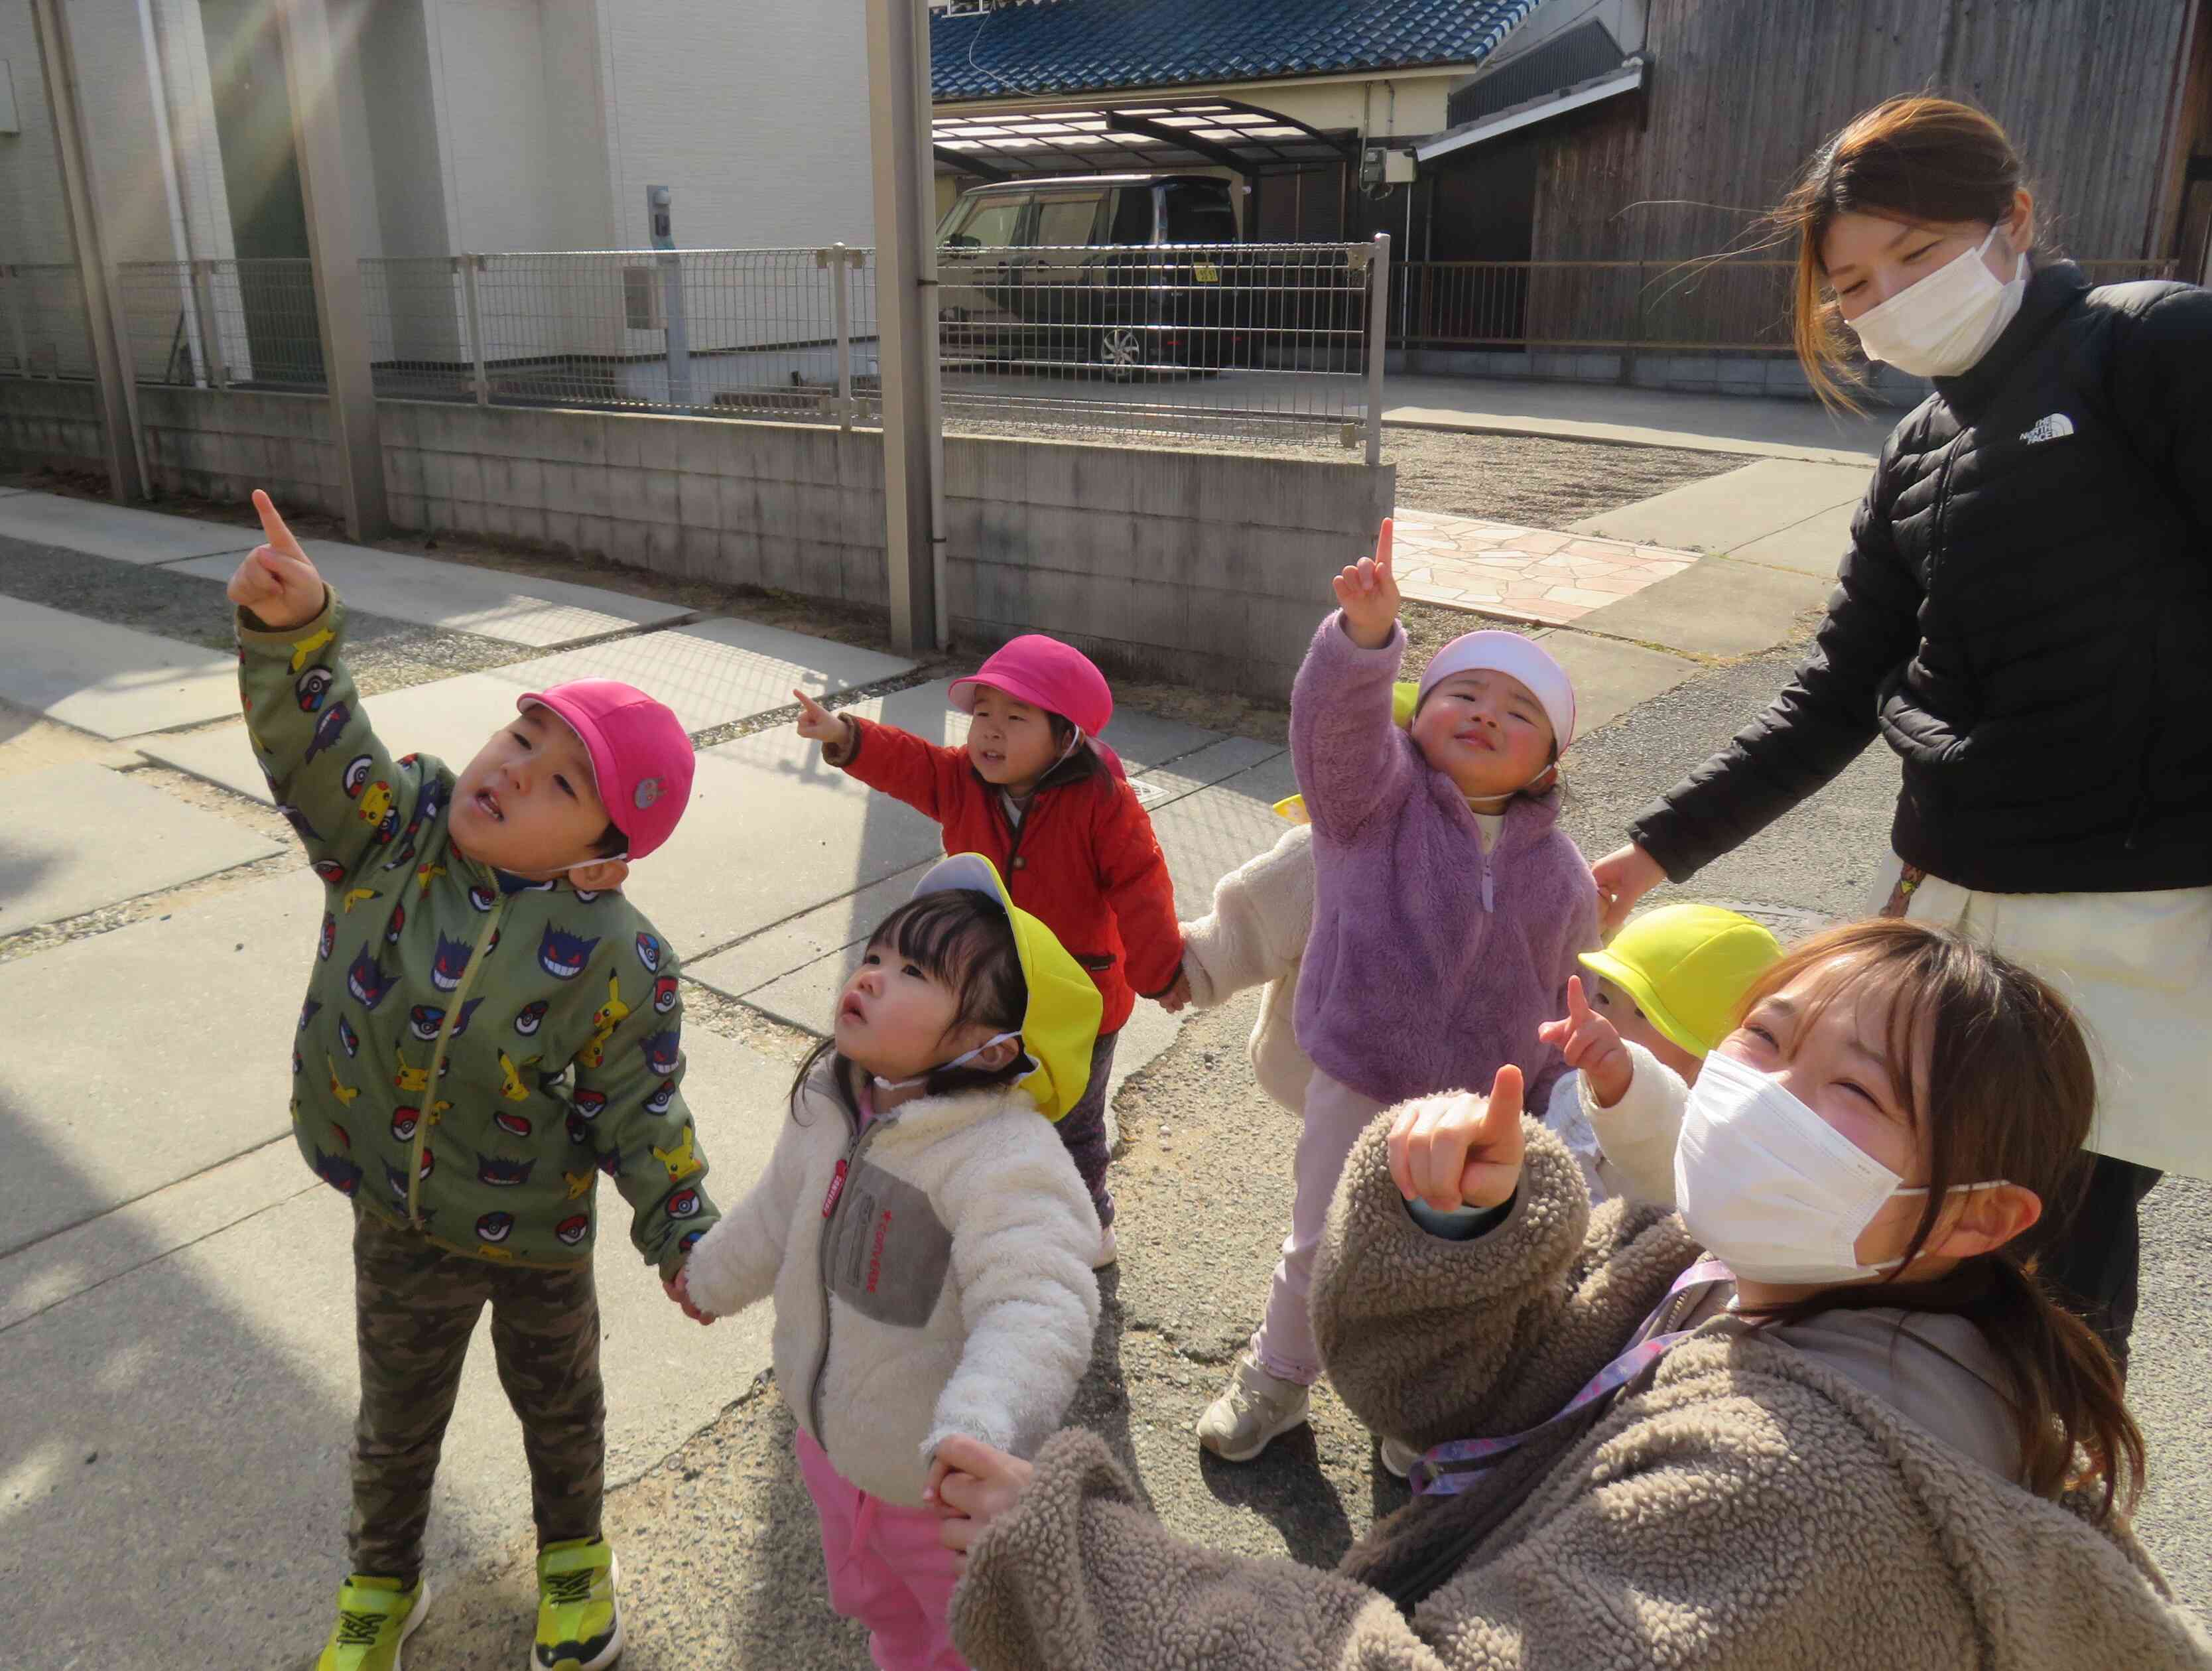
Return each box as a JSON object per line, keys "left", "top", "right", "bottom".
{"left": 1248, "top": 1068, "right": 1388, "bottom": 1385}
{"left": 794, "top": 1428, "right": 968, "bottom": 1671}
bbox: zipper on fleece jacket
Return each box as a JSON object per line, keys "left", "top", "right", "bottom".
{"left": 407, "top": 886, "right": 509, "bottom": 1225}
{"left": 807, "top": 1105, "right": 891, "bottom": 1445}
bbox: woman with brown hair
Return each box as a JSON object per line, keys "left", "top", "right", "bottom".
{"left": 1591, "top": 96, "right": 2212, "bottom": 1365}
{"left": 925, "top": 921, "right": 2207, "bottom": 1669}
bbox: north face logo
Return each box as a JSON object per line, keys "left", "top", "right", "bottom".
{"left": 2020, "top": 413, "right": 2075, "bottom": 444}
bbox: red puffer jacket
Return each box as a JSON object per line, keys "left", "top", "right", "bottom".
{"left": 838, "top": 718, "right": 1183, "bottom": 1035}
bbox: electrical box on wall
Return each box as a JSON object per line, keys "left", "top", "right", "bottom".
{"left": 646, "top": 184, "right": 674, "bottom": 250}
{"left": 1359, "top": 145, "right": 1388, "bottom": 188}
{"left": 1384, "top": 149, "right": 1417, "bottom": 185}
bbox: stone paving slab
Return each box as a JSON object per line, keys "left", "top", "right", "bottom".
{"left": 626, "top": 682, "right": 1227, "bottom": 963}
{"left": 0, "top": 490, "right": 261, "bottom": 565}
{"left": 1395, "top": 507, "right": 1697, "bottom": 626}
{"left": 0, "top": 1018, "right": 785, "bottom": 1669}
{"left": 139, "top": 618, "right": 917, "bottom": 806}
{"left": 0, "top": 761, "right": 281, "bottom": 935}
{"left": 169, "top": 541, "right": 696, "bottom": 648}
{"left": 0, "top": 598, "right": 242, "bottom": 738}
{"left": 0, "top": 868, "right": 322, "bottom": 1258}
{"left": 1567, "top": 457, "right": 1871, "bottom": 555}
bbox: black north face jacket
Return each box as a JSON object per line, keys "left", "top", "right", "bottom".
{"left": 1634, "top": 261, "right": 2212, "bottom": 894}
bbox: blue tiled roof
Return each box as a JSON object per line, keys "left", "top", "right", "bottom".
{"left": 933, "top": 0, "right": 1545, "bottom": 103}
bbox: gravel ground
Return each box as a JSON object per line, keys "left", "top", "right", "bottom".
{"left": 0, "top": 538, "right": 533, "bottom": 696}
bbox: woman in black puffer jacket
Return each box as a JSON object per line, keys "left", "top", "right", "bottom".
{"left": 1593, "top": 95, "right": 2212, "bottom": 1369}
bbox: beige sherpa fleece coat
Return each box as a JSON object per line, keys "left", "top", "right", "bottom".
{"left": 950, "top": 1114, "right": 2211, "bottom": 1671}
{"left": 1179, "top": 822, "right": 1316, "bottom": 1112}
{"left": 683, "top": 1059, "right": 1099, "bottom": 1508}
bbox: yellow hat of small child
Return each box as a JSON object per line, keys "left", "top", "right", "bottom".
{"left": 907, "top": 853, "right": 1104, "bottom": 1121}
{"left": 1579, "top": 903, "right": 1784, "bottom": 1058}
{"left": 1273, "top": 682, "right": 1419, "bottom": 823}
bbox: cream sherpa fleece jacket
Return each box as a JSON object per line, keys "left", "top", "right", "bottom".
{"left": 1179, "top": 822, "right": 1317, "bottom": 1112}
{"left": 948, "top": 1116, "right": 2211, "bottom": 1671}
{"left": 682, "top": 1058, "right": 1099, "bottom": 1508}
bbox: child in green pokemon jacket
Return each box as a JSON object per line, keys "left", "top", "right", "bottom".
{"left": 232, "top": 491, "right": 716, "bottom": 1671}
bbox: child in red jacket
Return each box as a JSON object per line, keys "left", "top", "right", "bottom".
{"left": 793, "top": 637, "right": 1187, "bottom": 1267}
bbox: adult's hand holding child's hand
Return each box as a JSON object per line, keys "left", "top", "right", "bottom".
{"left": 1537, "top": 975, "right": 1632, "bottom": 1108}
{"left": 1331, "top": 518, "right": 1399, "bottom": 649}
{"left": 226, "top": 490, "right": 326, "bottom": 632}
{"left": 932, "top": 1434, "right": 1034, "bottom": 1565}
{"left": 1387, "top": 1064, "right": 1525, "bottom": 1212}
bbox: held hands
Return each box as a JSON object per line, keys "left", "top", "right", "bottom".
{"left": 1331, "top": 518, "right": 1399, "bottom": 650}
{"left": 663, "top": 1263, "right": 716, "bottom": 1327}
{"left": 1591, "top": 843, "right": 1665, "bottom": 937}
{"left": 1386, "top": 1063, "right": 1526, "bottom": 1213}
{"left": 927, "top": 1434, "right": 1035, "bottom": 1567}
{"left": 1537, "top": 976, "right": 1632, "bottom": 1108}
{"left": 792, "top": 687, "right": 850, "bottom": 750}
{"left": 226, "top": 489, "right": 326, "bottom": 632}
{"left": 1155, "top": 969, "right": 1193, "bottom": 1014}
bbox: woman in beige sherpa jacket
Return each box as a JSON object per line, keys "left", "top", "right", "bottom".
{"left": 934, "top": 921, "right": 2210, "bottom": 1671}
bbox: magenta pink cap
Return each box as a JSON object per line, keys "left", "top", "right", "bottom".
{"left": 517, "top": 681, "right": 694, "bottom": 861}
{"left": 948, "top": 635, "right": 1114, "bottom": 736}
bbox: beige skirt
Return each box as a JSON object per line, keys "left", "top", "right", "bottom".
{"left": 1868, "top": 854, "right": 2212, "bottom": 1178}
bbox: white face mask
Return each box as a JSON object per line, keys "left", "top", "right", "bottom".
{"left": 1673, "top": 1050, "right": 2005, "bottom": 1284}
{"left": 871, "top": 1031, "right": 1023, "bottom": 1093}
{"left": 1846, "top": 226, "right": 2028, "bottom": 378}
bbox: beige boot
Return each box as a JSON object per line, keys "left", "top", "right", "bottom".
{"left": 1378, "top": 1436, "right": 1420, "bottom": 1479}
{"left": 1195, "top": 1351, "right": 1310, "bottom": 1461}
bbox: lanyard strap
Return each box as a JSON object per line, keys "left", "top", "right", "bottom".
{"left": 1409, "top": 1257, "right": 1734, "bottom": 1497}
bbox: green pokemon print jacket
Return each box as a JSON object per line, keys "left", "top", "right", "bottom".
{"left": 241, "top": 589, "right": 719, "bottom": 1277}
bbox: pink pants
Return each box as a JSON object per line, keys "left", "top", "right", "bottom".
{"left": 794, "top": 1428, "right": 968, "bottom": 1671}
{"left": 1248, "top": 1068, "right": 1388, "bottom": 1385}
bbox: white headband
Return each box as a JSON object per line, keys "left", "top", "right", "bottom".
{"left": 1415, "top": 631, "right": 1577, "bottom": 752}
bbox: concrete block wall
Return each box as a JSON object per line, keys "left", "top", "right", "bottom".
{"left": 137, "top": 387, "right": 344, "bottom": 513}
{"left": 0, "top": 379, "right": 106, "bottom": 476}
{"left": 379, "top": 402, "right": 890, "bottom": 606}
{"left": 943, "top": 436, "right": 1394, "bottom": 697}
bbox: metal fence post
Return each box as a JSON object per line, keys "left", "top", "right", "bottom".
{"left": 1364, "top": 232, "right": 1390, "bottom": 469}
{"left": 189, "top": 258, "right": 227, "bottom": 389}
{"left": 822, "top": 243, "right": 854, "bottom": 431}
{"left": 460, "top": 254, "right": 489, "bottom": 405}
{"left": 659, "top": 251, "right": 692, "bottom": 409}
{"left": 2, "top": 267, "right": 27, "bottom": 378}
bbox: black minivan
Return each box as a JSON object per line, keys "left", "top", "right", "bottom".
{"left": 937, "top": 172, "right": 1246, "bottom": 379}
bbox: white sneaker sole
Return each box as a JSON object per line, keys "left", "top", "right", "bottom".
{"left": 390, "top": 1576, "right": 430, "bottom": 1670}
{"left": 1195, "top": 1397, "right": 1310, "bottom": 1463}
{"left": 529, "top": 1553, "right": 623, "bottom": 1671}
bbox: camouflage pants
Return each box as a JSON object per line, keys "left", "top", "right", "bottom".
{"left": 349, "top": 1209, "right": 604, "bottom": 1581}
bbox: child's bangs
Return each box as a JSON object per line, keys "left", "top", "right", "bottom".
{"left": 870, "top": 893, "right": 1002, "bottom": 989}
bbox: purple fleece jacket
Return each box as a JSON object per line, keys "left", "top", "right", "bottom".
{"left": 1289, "top": 612, "right": 1598, "bottom": 1108}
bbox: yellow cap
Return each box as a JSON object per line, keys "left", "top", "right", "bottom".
{"left": 1579, "top": 904, "right": 1783, "bottom": 1058}
{"left": 908, "top": 853, "right": 1104, "bottom": 1121}
{"left": 1275, "top": 682, "right": 1420, "bottom": 823}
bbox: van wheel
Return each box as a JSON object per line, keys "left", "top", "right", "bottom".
{"left": 1096, "top": 326, "right": 1146, "bottom": 382}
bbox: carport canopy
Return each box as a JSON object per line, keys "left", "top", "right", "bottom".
{"left": 933, "top": 97, "right": 1354, "bottom": 181}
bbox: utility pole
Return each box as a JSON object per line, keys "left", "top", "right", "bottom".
{"left": 29, "top": 0, "right": 145, "bottom": 500}
{"left": 274, "top": 0, "right": 388, "bottom": 539}
{"left": 864, "top": 0, "right": 944, "bottom": 655}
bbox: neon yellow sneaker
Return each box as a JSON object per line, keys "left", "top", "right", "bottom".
{"left": 314, "top": 1573, "right": 428, "bottom": 1670}
{"left": 533, "top": 1537, "right": 623, "bottom": 1671}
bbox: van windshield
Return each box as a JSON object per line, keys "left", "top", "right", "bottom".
{"left": 944, "top": 198, "right": 1025, "bottom": 249}
{"left": 1161, "top": 184, "right": 1238, "bottom": 244}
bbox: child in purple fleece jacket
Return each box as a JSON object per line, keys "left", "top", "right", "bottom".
{"left": 1195, "top": 519, "right": 1600, "bottom": 1464}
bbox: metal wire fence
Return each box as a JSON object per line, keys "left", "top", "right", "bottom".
{"left": 1390, "top": 255, "right": 2185, "bottom": 352}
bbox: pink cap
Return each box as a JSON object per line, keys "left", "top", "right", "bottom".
{"left": 948, "top": 635, "right": 1113, "bottom": 736}
{"left": 517, "top": 681, "right": 694, "bottom": 861}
